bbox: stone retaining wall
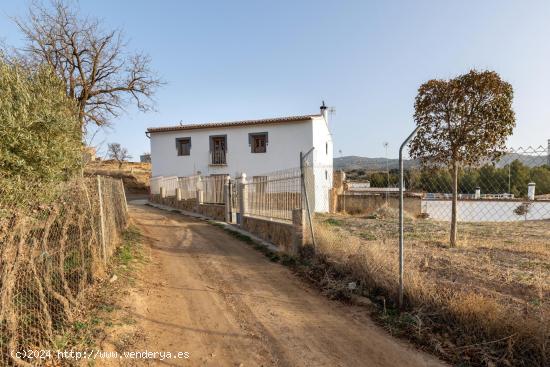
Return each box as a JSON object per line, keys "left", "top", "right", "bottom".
{"left": 196, "top": 204, "right": 226, "bottom": 221}
{"left": 241, "top": 215, "right": 301, "bottom": 254}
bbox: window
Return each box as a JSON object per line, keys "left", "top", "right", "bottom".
{"left": 249, "top": 132, "right": 268, "bottom": 153}
{"left": 176, "top": 138, "right": 191, "bottom": 156}
{"left": 209, "top": 135, "right": 227, "bottom": 164}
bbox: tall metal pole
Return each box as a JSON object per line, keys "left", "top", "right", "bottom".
{"left": 399, "top": 126, "right": 420, "bottom": 309}
{"left": 300, "top": 150, "right": 316, "bottom": 248}
{"left": 384, "top": 142, "right": 389, "bottom": 205}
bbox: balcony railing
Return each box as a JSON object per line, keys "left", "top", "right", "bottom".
{"left": 210, "top": 150, "right": 227, "bottom": 165}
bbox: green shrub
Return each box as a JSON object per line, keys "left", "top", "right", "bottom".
{"left": 0, "top": 60, "right": 82, "bottom": 197}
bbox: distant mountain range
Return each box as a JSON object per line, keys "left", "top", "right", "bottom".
{"left": 334, "top": 152, "right": 549, "bottom": 171}
{"left": 333, "top": 156, "right": 416, "bottom": 171}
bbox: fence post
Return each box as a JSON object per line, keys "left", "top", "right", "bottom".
{"left": 300, "top": 151, "right": 316, "bottom": 248}
{"left": 119, "top": 179, "right": 128, "bottom": 216}
{"left": 291, "top": 208, "right": 304, "bottom": 255}
{"left": 224, "top": 176, "right": 231, "bottom": 223}
{"left": 238, "top": 173, "right": 247, "bottom": 225}
{"left": 97, "top": 176, "right": 107, "bottom": 265}
{"left": 196, "top": 176, "right": 204, "bottom": 205}
{"left": 398, "top": 126, "right": 420, "bottom": 310}
{"left": 160, "top": 186, "right": 166, "bottom": 199}
{"left": 176, "top": 188, "right": 182, "bottom": 201}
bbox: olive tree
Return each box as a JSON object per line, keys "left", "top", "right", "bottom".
{"left": 409, "top": 70, "right": 515, "bottom": 247}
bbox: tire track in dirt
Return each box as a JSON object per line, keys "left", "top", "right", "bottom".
{"left": 123, "top": 203, "right": 446, "bottom": 367}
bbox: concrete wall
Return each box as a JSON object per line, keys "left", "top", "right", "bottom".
{"left": 196, "top": 204, "right": 226, "bottom": 221}
{"left": 336, "top": 194, "right": 422, "bottom": 216}
{"left": 152, "top": 195, "right": 197, "bottom": 211}
{"left": 149, "top": 195, "right": 225, "bottom": 221}
{"left": 150, "top": 120, "right": 314, "bottom": 178}
{"left": 242, "top": 216, "right": 296, "bottom": 253}
{"left": 423, "top": 199, "right": 550, "bottom": 222}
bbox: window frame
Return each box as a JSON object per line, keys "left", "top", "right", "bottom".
{"left": 249, "top": 132, "right": 268, "bottom": 154}
{"left": 176, "top": 137, "right": 191, "bottom": 156}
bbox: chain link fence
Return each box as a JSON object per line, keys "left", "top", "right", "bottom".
{"left": 303, "top": 144, "right": 549, "bottom": 366}
{"left": 0, "top": 176, "right": 128, "bottom": 366}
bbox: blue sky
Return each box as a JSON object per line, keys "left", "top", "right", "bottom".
{"left": 1, "top": 1, "right": 549, "bottom": 160}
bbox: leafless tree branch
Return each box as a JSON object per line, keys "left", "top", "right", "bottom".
{"left": 11, "top": 0, "right": 163, "bottom": 131}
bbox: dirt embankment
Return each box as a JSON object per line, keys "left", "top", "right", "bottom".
{"left": 115, "top": 203, "right": 445, "bottom": 367}
{"left": 85, "top": 161, "right": 150, "bottom": 194}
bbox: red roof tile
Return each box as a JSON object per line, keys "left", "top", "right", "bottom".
{"left": 147, "top": 114, "right": 320, "bottom": 133}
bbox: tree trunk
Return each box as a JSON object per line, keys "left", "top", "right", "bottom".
{"left": 450, "top": 161, "right": 458, "bottom": 247}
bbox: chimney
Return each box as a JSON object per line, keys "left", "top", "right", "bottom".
{"left": 320, "top": 100, "right": 328, "bottom": 122}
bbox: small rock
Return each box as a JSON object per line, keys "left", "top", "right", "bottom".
{"left": 109, "top": 274, "right": 118, "bottom": 283}
{"left": 350, "top": 295, "right": 375, "bottom": 308}
{"left": 347, "top": 282, "right": 357, "bottom": 290}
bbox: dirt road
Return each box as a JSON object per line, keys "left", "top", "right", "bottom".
{"left": 122, "top": 203, "right": 444, "bottom": 366}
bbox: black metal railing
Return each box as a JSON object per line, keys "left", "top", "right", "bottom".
{"left": 210, "top": 150, "right": 227, "bottom": 165}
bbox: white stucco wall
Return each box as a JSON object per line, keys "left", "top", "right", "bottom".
{"left": 150, "top": 120, "right": 314, "bottom": 178}
{"left": 310, "top": 115, "right": 333, "bottom": 212}
{"left": 422, "top": 199, "right": 550, "bottom": 222}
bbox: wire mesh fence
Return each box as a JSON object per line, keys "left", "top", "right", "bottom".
{"left": 0, "top": 176, "right": 128, "bottom": 366}
{"left": 302, "top": 144, "right": 549, "bottom": 365}
{"left": 243, "top": 168, "right": 302, "bottom": 222}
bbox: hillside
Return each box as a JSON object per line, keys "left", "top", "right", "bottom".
{"left": 334, "top": 152, "right": 548, "bottom": 171}
{"left": 334, "top": 156, "right": 417, "bottom": 171}
{"left": 85, "top": 160, "right": 151, "bottom": 194}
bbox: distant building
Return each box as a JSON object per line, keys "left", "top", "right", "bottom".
{"left": 140, "top": 154, "right": 151, "bottom": 163}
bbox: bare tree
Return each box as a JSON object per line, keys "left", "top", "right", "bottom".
{"left": 107, "top": 143, "right": 131, "bottom": 169}
{"left": 409, "top": 70, "right": 515, "bottom": 247}
{"left": 12, "top": 0, "right": 162, "bottom": 132}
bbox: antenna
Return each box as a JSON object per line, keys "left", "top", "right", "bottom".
{"left": 328, "top": 106, "right": 336, "bottom": 118}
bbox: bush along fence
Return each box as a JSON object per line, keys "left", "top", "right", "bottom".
{"left": 0, "top": 176, "right": 128, "bottom": 366}
{"left": 151, "top": 143, "right": 550, "bottom": 366}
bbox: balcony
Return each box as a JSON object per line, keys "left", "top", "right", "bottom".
{"left": 209, "top": 150, "right": 227, "bottom": 165}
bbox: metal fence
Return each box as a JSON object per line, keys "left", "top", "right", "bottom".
{"left": 243, "top": 168, "right": 302, "bottom": 222}
{"left": 302, "top": 143, "right": 549, "bottom": 366}
{"left": 201, "top": 175, "right": 227, "bottom": 204}
{"left": 0, "top": 176, "right": 128, "bottom": 366}
{"left": 178, "top": 175, "right": 200, "bottom": 200}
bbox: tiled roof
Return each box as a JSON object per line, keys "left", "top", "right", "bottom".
{"left": 147, "top": 114, "right": 320, "bottom": 133}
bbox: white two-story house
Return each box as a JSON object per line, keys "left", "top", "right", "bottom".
{"left": 147, "top": 103, "right": 333, "bottom": 212}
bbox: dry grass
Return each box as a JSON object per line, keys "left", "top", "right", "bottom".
{"left": 85, "top": 161, "right": 151, "bottom": 194}
{"left": 314, "top": 208, "right": 549, "bottom": 366}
